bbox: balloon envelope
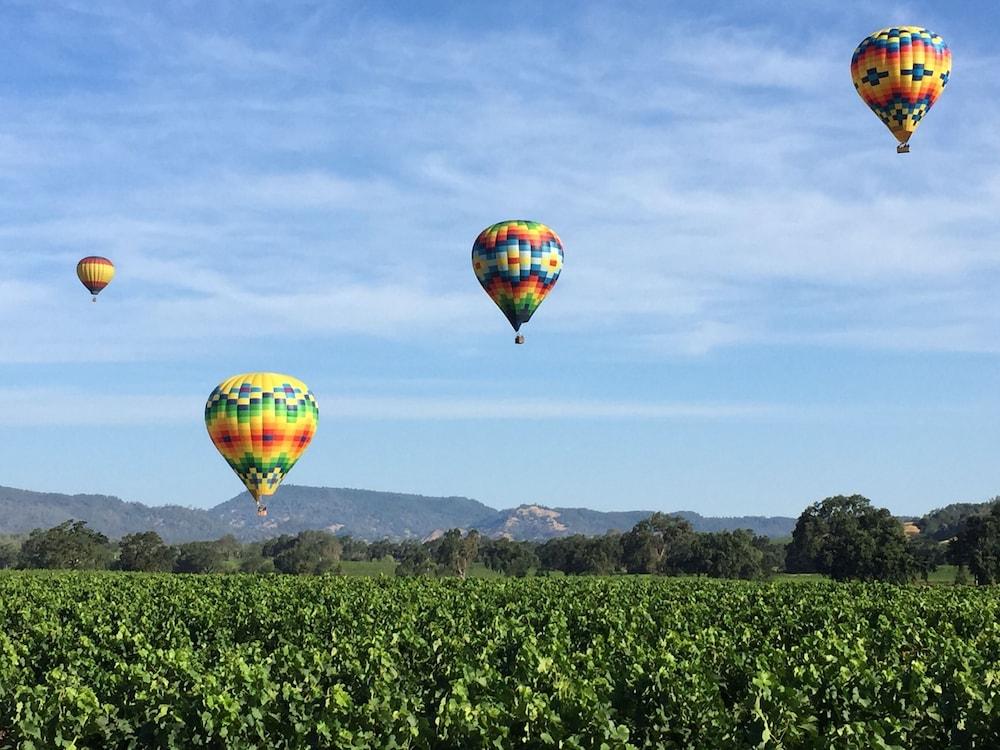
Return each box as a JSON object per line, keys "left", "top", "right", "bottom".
{"left": 471, "top": 220, "right": 563, "bottom": 337}
{"left": 851, "top": 26, "right": 951, "bottom": 147}
{"left": 76, "top": 256, "right": 115, "bottom": 299}
{"left": 205, "top": 372, "right": 319, "bottom": 515}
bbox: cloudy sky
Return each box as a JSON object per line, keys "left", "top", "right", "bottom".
{"left": 2, "top": 0, "right": 999, "bottom": 517}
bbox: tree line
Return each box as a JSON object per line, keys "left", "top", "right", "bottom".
{"left": 1, "top": 494, "right": 998, "bottom": 583}
{"left": 0, "top": 518, "right": 782, "bottom": 579}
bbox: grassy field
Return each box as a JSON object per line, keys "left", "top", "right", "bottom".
{"left": 926, "top": 564, "right": 961, "bottom": 584}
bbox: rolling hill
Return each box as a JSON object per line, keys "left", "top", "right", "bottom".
{"left": 0, "top": 484, "right": 798, "bottom": 542}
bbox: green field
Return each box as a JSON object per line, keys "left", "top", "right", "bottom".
{"left": 925, "top": 564, "right": 962, "bottom": 584}
{"left": 1, "top": 572, "right": 999, "bottom": 749}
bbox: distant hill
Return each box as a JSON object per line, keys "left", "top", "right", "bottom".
{"left": 209, "top": 486, "right": 498, "bottom": 541}
{"left": 0, "top": 486, "right": 227, "bottom": 543}
{"left": 0, "top": 484, "right": 797, "bottom": 542}
{"left": 915, "top": 497, "right": 1000, "bottom": 541}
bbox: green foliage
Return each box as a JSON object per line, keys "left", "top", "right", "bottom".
{"left": 1, "top": 574, "right": 999, "bottom": 748}
{"left": 698, "top": 529, "right": 768, "bottom": 580}
{"left": 478, "top": 537, "right": 539, "bottom": 577}
{"left": 536, "top": 533, "right": 624, "bottom": 575}
{"left": 173, "top": 541, "right": 228, "bottom": 574}
{"left": 621, "top": 513, "right": 697, "bottom": 574}
{"left": 172, "top": 535, "right": 244, "bottom": 574}
{"left": 948, "top": 504, "right": 1000, "bottom": 585}
{"left": 17, "top": 520, "right": 113, "bottom": 570}
{"left": 909, "top": 538, "right": 946, "bottom": 582}
{"left": 919, "top": 497, "right": 1000, "bottom": 541}
{"left": 0, "top": 541, "right": 18, "bottom": 569}
{"left": 117, "top": 531, "right": 176, "bottom": 572}
{"left": 394, "top": 541, "right": 435, "bottom": 577}
{"left": 786, "top": 495, "right": 915, "bottom": 582}
{"left": 263, "top": 531, "right": 342, "bottom": 575}
{"left": 430, "top": 529, "right": 480, "bottom": 578}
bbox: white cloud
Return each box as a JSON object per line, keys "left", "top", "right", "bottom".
{"left": 0, "top": 386, "right": 786, "bottom": 425}
{"left": 0, "top": 389, "right": 198, "bottom": 426}
{"left": 1, "top": 2, "right": 999, "bottom": 363}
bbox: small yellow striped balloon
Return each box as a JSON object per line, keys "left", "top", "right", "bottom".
{"left": 76, "top": 256, "right": 115, "bottom": 301}
{"left": 205, "top": 372, "right": 319, "bottom": 516}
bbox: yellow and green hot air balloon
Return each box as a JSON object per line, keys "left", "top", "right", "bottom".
{"left": 851, "top": 26, "right": 951, "bottom": 153}
{"left": 76, "top": 256, "right": 115, "bottom": 301}
{"left": 205, "top": 372, "right": 319, "bottom": 516}
{"left": 472, "top": 220, "right": 563, "bottom": 344}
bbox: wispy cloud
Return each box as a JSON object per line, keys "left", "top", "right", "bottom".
{"left": 0, "top": 385, "right": 795, "bottom": 426}
{"left": 0, "top": 389, "right": 198, "bottom": 426}
{"left": 1, "top": 1, "right": 998, "bottom": 364}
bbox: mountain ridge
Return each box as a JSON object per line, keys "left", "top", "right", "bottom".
{"left": 0, "top": 484, "right": 797, "bottom": 542}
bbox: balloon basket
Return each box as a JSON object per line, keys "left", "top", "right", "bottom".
{"left": 256, "top": 505, "right": 268, "bottom": 517}
{"left": 896, "top": 143, "right": 910, "bottom": 154}
{"left": 91, "top": 296, "right": 97, "bottom": 302}
{"left": 514, "top": 334, "right": 525, "bottom": 344}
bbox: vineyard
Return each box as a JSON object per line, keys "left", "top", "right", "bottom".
{"left": 1, "top": 574, "right": 999, "bottom": 749}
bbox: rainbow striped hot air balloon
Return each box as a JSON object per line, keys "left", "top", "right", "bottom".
{"left": 76, "top": 256, "right": 115, "bottom": 301}
{"left": 205, "top": 373, "right": 319, "bottom": 516}
{"left": 851, "top": 26, "right": 951, "bottom": 153}
{"left": 472, "top": 220, "right": 563, "bottom": 344}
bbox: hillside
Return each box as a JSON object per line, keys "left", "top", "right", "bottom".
{"left": 0, "top": 484, "right": 797, "bottom": 542}
{"left": 209, "top": 486, "right": 498, "bottom": 541}
{"left": 0, "top": 486, "right": 228, "bottom": 542}
{"left": 916, "top": 497, "right": 1000, "bottom": 541}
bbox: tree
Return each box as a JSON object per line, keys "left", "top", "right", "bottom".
{"left": 753, "top": 534, "right": 786, "bottom": 575}
{"left": 0, "top": 540, "right": 18, "bottom": 569}
{"left": 432, "top": 529, "right": 480, "bottom": 578}
{"left": 117, "top": 531, "right": 176, "bottom": 572}
{"left": 18, "top": 520, "right": 113, "bottom": 570}
{"left": 621, "top": 514, "right": 697, "bottom": 575}
{"left": 785, "top": 495, "right": 914, "bottom": 582}
{"left": 909, "top": 537, "right": 945, "bottom": 582}
{"left": 478, "top": 537, "right": 539, "bottom": 577}
{"left": 269, "top": 530, "right": 342, "bottom": 575}
{"left": 174, "top": 541, "right": 228, "bottom": 573}
{"left": 367, "top": 539, "right": 399, "bottom": 561}
{"left": 947, "top": 504, "right": 1000, "bottom": 585}
{"left": 920, "top": 497, "right": 1000, "bottom": 541}
{"left": 699, "top": 530, "right": 766, "bottom": 580}
{"left": 537, "top": 534, "right": 623, "bottom": 575}
{"left": 239, "top": 555, "right": 276, "bottom": 574}
{"left": 338, "top": 536, "right": 369, "bottom": 561}
{"left": 395, "top": 542, "right": 435, "bottom": 576}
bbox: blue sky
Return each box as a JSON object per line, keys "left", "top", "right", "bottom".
{"left": 2, "top": 0, "right": 999, "bottom": 517}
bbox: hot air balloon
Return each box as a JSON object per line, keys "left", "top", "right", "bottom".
{"left": 76, "top": 256, "right": 115, "bottom": 301}
{"left": 851, "top": 26, "right": 951, "bottom": 153}
{"left": 472, "top": 220, "right": 563, "bottom": 344}
{"left": 205, "top": 372, "right": 319, "bottom": 516}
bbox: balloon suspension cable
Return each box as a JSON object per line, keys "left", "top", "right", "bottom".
{"left": 896, "top": 143, "right": 910, "bottom": 154}
{"left": 514, "top": 334, "right": 525, "bottom": 345}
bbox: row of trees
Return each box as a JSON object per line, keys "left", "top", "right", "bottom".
{"left": 4, "top": 522, "right": 348, "bottom": 575}
{"left": 3, "top": 495, "right": 998, "bottom": 583}
{"left": 0, "top": 515, "right": 783, "bottom": 580}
